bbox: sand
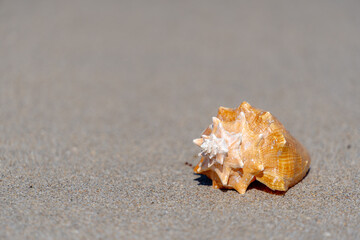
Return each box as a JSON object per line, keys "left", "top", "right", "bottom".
{"left": 0, "top": 0, "right": 359, "bottom": 239}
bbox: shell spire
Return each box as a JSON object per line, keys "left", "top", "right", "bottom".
{"left": 198, "top": 117, "right": 229, "bottom": 158}
{"left": 193, "top": 101, "right": 310, "bottom": 194}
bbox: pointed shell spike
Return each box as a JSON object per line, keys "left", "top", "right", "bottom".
{"left": 193, "top": 138, "right": 204, "bottom": 146}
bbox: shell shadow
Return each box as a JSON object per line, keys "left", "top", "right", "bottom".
{"left": 193, "top": 173, "right": 285, "bottom": 195}
{"left": 193, "top": 168, "right": 310, "bottom": 195}
{"left": 248, "top": 168, "right": 311, "bottom": 195}
{"left": 247, "top": 181, "right": 286, "bottom": 195}
{"left": 193, "top": 174, "right": 212, "bottom": 186}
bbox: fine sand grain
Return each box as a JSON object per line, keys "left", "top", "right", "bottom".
{"left": 0, "top": 1, "right": 359, "bottom": 239}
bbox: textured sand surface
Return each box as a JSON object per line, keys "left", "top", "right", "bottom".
{"left": 0, "top": 1, "right": 359, "bottom": 239}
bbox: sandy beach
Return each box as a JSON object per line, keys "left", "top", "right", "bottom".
{"left": 0, "top": 1, "right": 359, "bottom": 239}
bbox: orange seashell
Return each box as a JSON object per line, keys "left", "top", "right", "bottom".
{"left": 193, "top": 101, "right": 310, "bottom": 194}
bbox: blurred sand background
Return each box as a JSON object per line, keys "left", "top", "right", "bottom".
{"left": 0, "top": 0, "right": 359, "bottom": 239}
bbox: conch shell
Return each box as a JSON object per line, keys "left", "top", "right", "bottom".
{"left": 193, "top": 101, "right": 310, "bottom": 194}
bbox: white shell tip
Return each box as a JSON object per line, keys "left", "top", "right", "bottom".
{"left": 193, "top": 138, "right": 203, "bottom": 146}
{"left": 212, "top": 116, "right": 220, "bottom": 123}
